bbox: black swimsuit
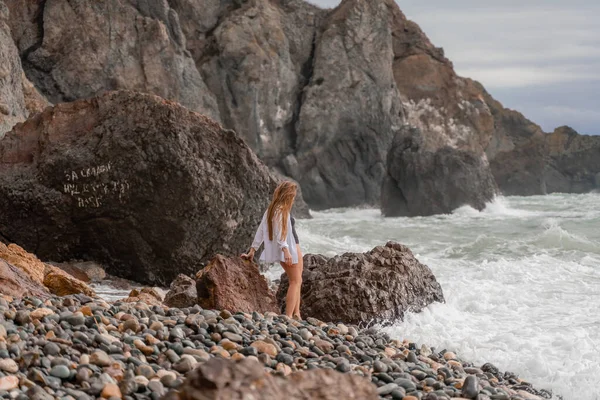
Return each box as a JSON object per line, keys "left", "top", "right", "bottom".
{"left": 291, "top": 216, "right": 300, "bottom": 244}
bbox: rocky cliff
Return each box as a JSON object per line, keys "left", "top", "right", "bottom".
{"left": 544, "top": 126, "right": 600, "bottom": 193}
{"left": 2, "top": 0, "right": 599, "bottom": 216}
{"left": 0, "top": 1, "right": 48, "bottom": 138}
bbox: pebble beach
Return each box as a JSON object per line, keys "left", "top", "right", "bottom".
{"left": 0, "top": 293, "right": 552, "bottom": 400}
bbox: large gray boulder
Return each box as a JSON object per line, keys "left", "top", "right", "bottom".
{"left": 277, "top": 242, "right": 444, "bottom": 325}
{"left": 0, "top": 90, "right": 305, "bottom": 286}
{"left": 382, "top": 126, "right": 498, "bottom": 217}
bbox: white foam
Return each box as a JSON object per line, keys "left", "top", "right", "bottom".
{"left": 295, "top": 194, "right": 600, "bottom": 400}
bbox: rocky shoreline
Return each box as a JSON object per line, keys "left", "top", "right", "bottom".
{"left": 0, "top": 239, "right": 556, "bottom": 399}
{"left": 0, "top": 293, "right": 554, "bottom": 400}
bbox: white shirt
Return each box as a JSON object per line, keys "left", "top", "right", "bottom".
{"left": 251, "top": 210, "right": 299, "bottom": 264}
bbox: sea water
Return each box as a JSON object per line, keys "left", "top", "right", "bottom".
{"left": 277, "top": 193, "right": 600, "bottom": 400}
{"left": 96, "top": 193, "right": 600, "bottom": 399}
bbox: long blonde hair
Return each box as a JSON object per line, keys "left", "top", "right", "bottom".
{"left": 267, "top": 181, "right": 297, "bottom": 241}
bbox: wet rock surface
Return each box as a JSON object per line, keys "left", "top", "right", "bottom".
{"left": 277, "top": 242, "right": 444, "bottom": 325}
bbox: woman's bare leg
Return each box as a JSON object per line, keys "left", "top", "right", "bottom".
{"left": 281, "top": 260, "right": 301, "bottom": 318}
{"left": 294, "top": 245, "right": 303, "bottom": 319}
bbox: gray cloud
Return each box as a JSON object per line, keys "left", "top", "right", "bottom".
{"left": 306, "top": 0, "right": 600, "bottom": 134}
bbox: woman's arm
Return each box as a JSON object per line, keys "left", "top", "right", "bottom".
{"left": 250, "top": 217, "right": 265, "bottom": 251}
{"left": 243, "top": 215, "right": 265, "bottom": 260}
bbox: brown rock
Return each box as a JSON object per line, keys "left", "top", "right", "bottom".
{"left": 0, "top": 375, "right": 19, "bottom": 391}
{"left": 30, "top": 308, "right": 54, "bottom": 320}
{"left": 0, "top": 242, "right": 45, "bottom": 284}
{"left": 250, "top": 341, "right": 278, "bottom": 358}
{"left": 123, "top": 287, "right": 164, "bottom": 306}
{"left": 101, "top": 383, "right": 122, "bottom": 399}
{"left": 47, "top": 263, "right": 91, "bottom": 283}
{"left": 43, "top": 265, "right": 95, "bottom": 297}
{"left": 0, "top": 259, "right": 49, "bottom": 298}
{"left": 313, "top": 338, "right": 334, "bottom": 353}
{"left": 164, "top": 274, "right": 197, "bottom": 308}
{"left": 176, "top": 358, "right": 378, "bottom": 400}
{"left": 49, "top": 261, "right": 106, "bottom": 283}
{"left": 277, "top": 242, "right": 444, "bottom": 325}
{"left": 0, "top": 90, "right": 301, "bottom": 286}
{"left": 196, "top": 255, "right": 278, "bottom": 314}
{"left": 80, "top": 306, "right": 93, "bottom": 317}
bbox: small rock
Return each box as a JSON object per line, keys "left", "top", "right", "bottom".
{"left": 44, "top": 342, "right": 61, "bottom": 356}
{"left": 0, "top": 359, "right": 18, "bottom": 373}
{"left": 101, "top": 383, "right": 122, "bottom": 398}
{"left": 223, "top": 332, "right": 243, "bottom": 343}
{"left": 376, "top": 383, "right": 398, "bottom": 395}
{"left": 462, "top": 375, "right": 479, "bottom": 399}
{"left": 443, "top": 351, "right": 457, "bottom": 361}
{"left": 30, "top": 308, "right": 55, "bottom": 320}
{"left": 250, "top": 340, "right": 278, "bottom": 357}
{"left": 373, "top": 360, "right": 388, "bottom": 373}
{"left": 0, "top": 376, "right": 19, "bottom": 391}
{"left": 50, "top": 365, "right": 71, "bottom": 379}
{"left": 90, "top": 350, "right": 112, "bottom": 367}
{"left": 148, "top": 380, "right": 165, "bottom": 395}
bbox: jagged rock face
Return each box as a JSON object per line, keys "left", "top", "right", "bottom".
{"left": 277, "top": 242, "right": 444, "bottom": 325}
{"left": 380, "top": 6, "right": 498, "bottom": 215}
{"left": 291, "top": 0, "right": 403, "bottom": 208}
{"left": 382, "top": 126, "right": 497, "bottom": 216}
{"left": 482, "top": 90, "right": 548, "bottom": 196}
{"left": 391, "top": 11, "right": 494, "bottom": 155}
{"left": 193, "top": 0, "right": 324, "bottom": 164}
{"left": 0, "top": 91, "right": 292, "bottom": 286}
{"left": 176, "top": 358, "right": 379, "bottom": 400}
{"left": 544, "top": 126, "right": 600, "bottom": 193}
{"left": 0, "top": 2, "right": 37, "bottom": 137}
{"left": 4, "top": 0, "right": 219, "bottom": 120}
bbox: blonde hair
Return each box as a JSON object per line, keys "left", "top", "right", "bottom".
{"left": 267, "top": 181, "right": 297, "bottom": 241}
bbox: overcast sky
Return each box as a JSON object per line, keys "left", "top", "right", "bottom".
{"left": 308, "top": 0, "right": 600, "bottom": 135}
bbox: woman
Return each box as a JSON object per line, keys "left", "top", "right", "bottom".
{"left": 242, "top": 181, "right": 303, "bottom": 319}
